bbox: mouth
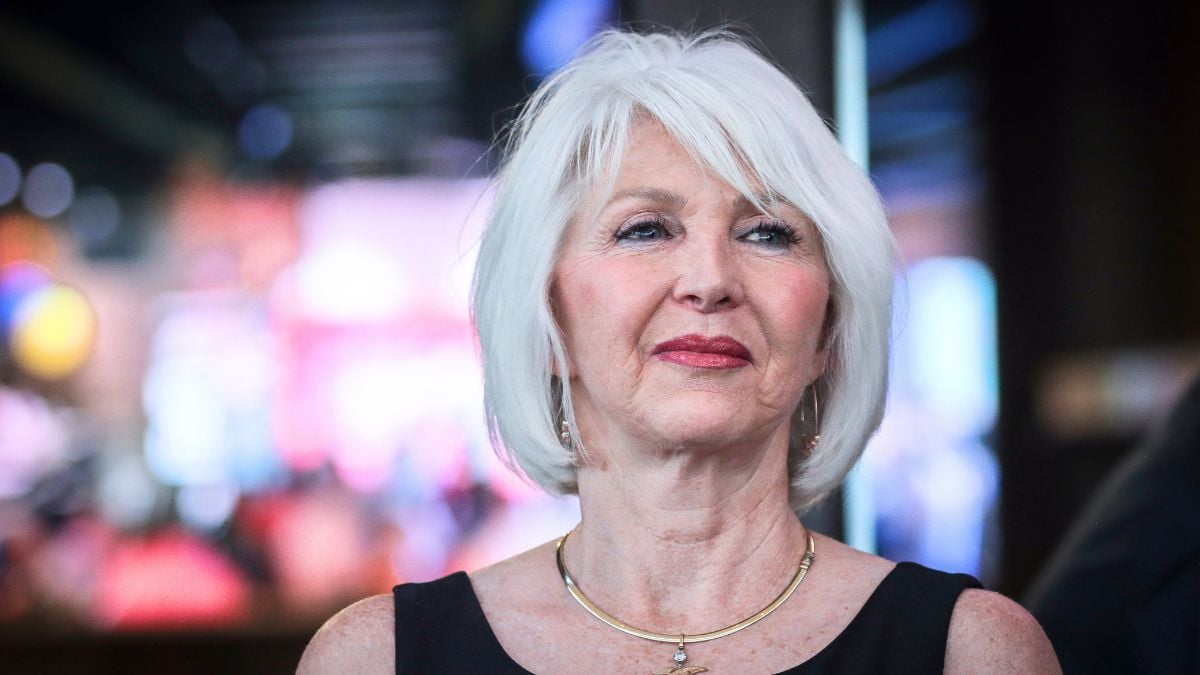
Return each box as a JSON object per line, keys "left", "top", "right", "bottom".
{"left": 651, "top": 334, "right": 753, "bottom": 369}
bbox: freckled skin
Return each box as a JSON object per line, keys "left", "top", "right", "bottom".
{"left": 552, "top": 121, "right": 830, "bottom": 460}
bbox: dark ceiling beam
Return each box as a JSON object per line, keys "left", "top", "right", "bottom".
{"left": 0, "top": 11, "right": 233, "bottom": 162}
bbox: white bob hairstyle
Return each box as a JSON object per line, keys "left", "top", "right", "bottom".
{"left": 472, "top": 29, "right": 895, "bottom": 511}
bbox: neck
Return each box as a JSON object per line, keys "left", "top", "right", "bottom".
{"left": 566, "top": 427, "right": 808, "bottom": 635}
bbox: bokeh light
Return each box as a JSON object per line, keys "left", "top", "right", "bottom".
{"left": 142, "top": 296, "right": 284, "bottom": 492}
{"left": 238, "top": 104, "right": 294, "bottom": 160}
{"left": 95, "top": 528, "right": 250, "bottom": 629}
{"left": 96, "top": 449, "right": 164, "bottom": 530}
{"left": 0, "top": 261, "right": 52, "bottom": 341}
{"left": 521, "top": 0, "right": 614, "bottom": 76}
{"left": 10, "top": 284, "right": 98, "bottom": 380}
{"left": 177, "top": 483, "right": 241, "bottom": 531}
{"left": 67, "top": 186, "right": 122, "bottom": 246}
{"left": 0, "top": 152, "right": 21, "bottom": 206}
{"left": 0, "top": 214, "right": 59, "bottom": 267}
{"left": 293, "top": 240, "right": 411, "bottom": 321}
{"left": 21, "top": 162, "right": 75, "bottom": 219}
{"left": 0, "top": 385, "right": 70, "bottom": 499}
{"left": 862, "top": 257, "right": 1000, "bottom": 578}
{"left": 899, "top": 257, "right": 998, "bottom": 439}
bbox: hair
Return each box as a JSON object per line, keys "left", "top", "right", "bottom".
{"left": 471, "top": 28, "right": 895, "bottom": 511}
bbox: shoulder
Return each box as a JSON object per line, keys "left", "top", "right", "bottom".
{"left": 469, "top": 538, "right": 560, "bottom": 608}
{"left": 298, "top": 594, "right": 395, "bottom": 675}
{"left": 945, "top": 588, "right": 1061, "bottom": 674}
{"left": 807, "top": 532, "right": 896, "bottom": 592}
{"left": 810, "top": 532, "right": 894, "bottom": 573}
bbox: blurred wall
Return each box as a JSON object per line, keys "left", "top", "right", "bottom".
{"left": 986, "top": 1, "right": 1200, "bottom": 595}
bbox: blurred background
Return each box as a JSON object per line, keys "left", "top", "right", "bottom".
{"left": 0, "top": 0, "right": 1195, "bottom": 672}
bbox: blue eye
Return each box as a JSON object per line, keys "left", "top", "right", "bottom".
{"left": 742, "top": 221, "right": 800, "bottom": 248}
{"left": 615, "top": 219, "right": 671, "bottom": 242}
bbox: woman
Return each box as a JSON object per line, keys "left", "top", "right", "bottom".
{"left": 300, "top": 30, "right": 1060, "bottom": 674}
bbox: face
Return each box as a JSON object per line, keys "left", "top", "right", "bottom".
{"left": 552, "top": 121, "right": 830, "bottom": 457}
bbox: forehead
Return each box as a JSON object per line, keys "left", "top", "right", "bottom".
{"left": 581, "top": 119, "right": 786, "bottom": 215}
{"left": 614, "top": 120, "right": 709, "bottom": 182}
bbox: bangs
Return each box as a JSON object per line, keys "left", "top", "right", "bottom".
{"left": 567, "top": 97, "right": 806, "bottom": 230}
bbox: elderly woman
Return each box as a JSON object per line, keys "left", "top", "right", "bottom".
{"left": 300, "top": 30, "right": 1059, "bottom": 674}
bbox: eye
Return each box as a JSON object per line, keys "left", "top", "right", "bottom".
{"left": 741, "top": 220, "right": 800, "bottom": 248}
{"left": 615, "top": 218, "right": 672, "bottom": 243}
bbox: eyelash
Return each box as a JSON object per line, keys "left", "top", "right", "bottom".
{"left": 613, "top": 217, "right": 801, "bottom": 248}
{"left": 614, "top": 218, "right": 672, "bottom": 242}
{"left": 742, "top": 221, "right": 801, "bottom": 248}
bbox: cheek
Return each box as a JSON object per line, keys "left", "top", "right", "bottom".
{"left": 553, "top": 265, "right": 617, "bottom": 376}
{"left": 763, "top": 269, "right": 830, "bottom": 356}
{"left": 554, "top": 258, "right": 661, "bottom": 365}
{"left": 554, "top": 269, "right": 599, "bottom": 343}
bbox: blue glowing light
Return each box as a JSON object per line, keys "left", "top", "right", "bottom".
{"left": 0, "top": 153, "right": 20, "bottom": 206}
{"left": 867, "top": 0, "right": 975, "bottom": 86}
{"left": 238, "top": 104, "right": 294, "bottom": 161}
{"left": 901, "top": 257, "right": 998, "bottom": 439}
{"left": 0, "top": 261, "right": 52, "bottom": 341}
{"left": 863, "top": 257, "right": 1000, "bottom": 577}
{"left": 142, "top": 299, "right": 282, "bottom": 491}
{"left": 21, "top": 162, "right": 74, "bottom": 218}
{"left": 520, "top": 0, "right": 614, "bottom": 77}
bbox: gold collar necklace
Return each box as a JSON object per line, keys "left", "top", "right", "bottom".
{"left": 554, "top": 530, "right": 815, "bottom": 675}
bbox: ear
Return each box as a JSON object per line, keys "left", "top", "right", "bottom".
{"left": 809, "top": 297, "right": 834, "bottom": 378}
{"left": 548, "top": 279, "right": 575, "bottom": 378}
{"left": 818, "top": 297, "right": 835, "bottom": 351}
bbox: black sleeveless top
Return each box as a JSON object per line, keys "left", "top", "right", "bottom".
{"left": 393, "top": 562, "right": 982, "bottom": 674}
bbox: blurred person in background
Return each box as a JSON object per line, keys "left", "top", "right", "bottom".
{"left": 1026, "top": 373, "right": 1200, "bottom": 674}
{"left": 299, "top": 29, "right": 1059, "bottom": 674}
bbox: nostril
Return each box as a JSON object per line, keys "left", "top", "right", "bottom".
{"left": 685, "top": 290, "right": 734, "bottom": 313}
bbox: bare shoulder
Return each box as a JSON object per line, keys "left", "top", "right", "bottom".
{"left": 298, "top": 594, "right": 394, "bottom": 675}
{"left": 809, "top": 531, "right": 896, "bottom": 584}
{"left": 469, "top": 538, "right": 559, "bottom": 605}
{"left": 946, "top": 589, "right": 1061, "bottom": 674}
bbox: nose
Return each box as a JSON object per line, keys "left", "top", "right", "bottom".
{"left": 672, "top": 236, "right": 744, "bottom": 312}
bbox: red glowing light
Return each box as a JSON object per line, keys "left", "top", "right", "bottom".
{"left": 94, "top": 528, "right": 249, "bottom": 629}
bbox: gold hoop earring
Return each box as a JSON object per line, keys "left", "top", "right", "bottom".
{"left": 802, "top": 387, "right": 821, "bottom": 452}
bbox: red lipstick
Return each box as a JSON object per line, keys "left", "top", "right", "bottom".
{"left": 652, "top": 334, "right": 752, "bottom": 369}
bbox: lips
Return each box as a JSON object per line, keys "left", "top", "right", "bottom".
{"left": 652, "top": 334, "right": 752, "bottom": 369}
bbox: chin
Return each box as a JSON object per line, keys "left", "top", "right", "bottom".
{"left": 642, "top": 392, "right": 775, "bottom": 450}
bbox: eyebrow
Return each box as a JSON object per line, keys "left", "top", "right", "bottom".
{"left": 606, "top": 187, "right": 688, "bottom": 208}
{"left": 606, "top": 188, "right": 783, "bottom": 211}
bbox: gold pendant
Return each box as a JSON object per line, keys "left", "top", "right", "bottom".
{"left": 652, "top": 638, "right": 708, "bottom": 674}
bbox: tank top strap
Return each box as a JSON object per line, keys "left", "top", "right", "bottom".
{"left": 792, "top": 561, "right": 983, "bottom": 674}
{"left": 393, "top": 571, "right": 530, "bottom": 674}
